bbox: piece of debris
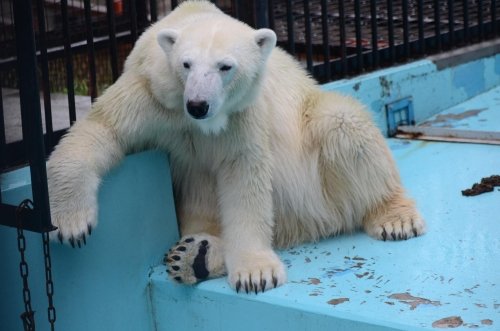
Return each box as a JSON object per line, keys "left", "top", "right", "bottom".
{"left": 432, "top": 316, "right": 463, "bottom": 328}
{"left": 308, "top": 278, "right": 321, "bottom": 285}
{"left": 462, "top": 175, "right": 500, "bottom": 196}
{"left": 481, "top": 319, "right": 493, "bottom": 326}
{"left": 327, "top": 297, "right": 349, "bottom": 306}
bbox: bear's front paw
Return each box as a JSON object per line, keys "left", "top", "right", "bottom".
{"left": 165, "top": 234, "right": 226, "bottom": 284}
{"left": 49, "top": 205, "right": 97, "bottom": 248}
{"left": 226, "top": 249, "right": 287, "bottom": 294}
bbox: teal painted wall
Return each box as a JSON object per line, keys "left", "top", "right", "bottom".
{"left": 322, "top": 54, "right": 500, "bottom": 136}
{"left": 0, "top": 151, "right": 179, "bottom": 331}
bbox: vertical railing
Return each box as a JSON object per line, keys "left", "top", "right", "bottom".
{"left": 1, "top": 0, "right": 55, "bottom": 233}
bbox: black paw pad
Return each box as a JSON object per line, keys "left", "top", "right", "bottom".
{"left": 192, "top": 242, "right": 210, "bottom": 280}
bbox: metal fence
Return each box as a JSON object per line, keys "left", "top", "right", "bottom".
{"left": 1, "top": 0, "right": 499, "bottom": 231}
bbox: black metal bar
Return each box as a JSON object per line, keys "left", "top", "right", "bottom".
{"left": 84, "top": 0, "right": 98, "bottom": 101}
{"left": 136, "top": 0, "right": 149, "bottom": 34}
{"left": 478, "top": 0, "right": 484, "bottom": 41}
{"left": 268, "top": 0, "right": 275, "bottom": 31}
{"left": 0, "top": 204, "right": 42, "bottom": 232}
{"left": 60, "top": 0, "right": 77, "bottom": 124}
{"left": 303, "top": 0, "right": 313, "bottom": 72}
{"left": 11, "top": 0, "right": 54, "bottom": 233}
{"left": 129, "top": 0, "right": 139, "bottom": 42}
{"left": 386, "top": 0, "right": 395, "bottom": 63}
{"left": 402, "top": 0, "right": 410, "bottom": 59}
{"left": 338, "top": 0, "right": 347, "bottom": 76}
{"left": 491, "top": 0, "right": 497, "bottom": 36}
{"left": 448, "top": 0, "right": 454, "bottom": 47}
{"left": 255, "top": 0, "right": 269, "bottom": 28}
{"left": 150, "top": 0, "right": 158, "bottom": 22}
{"left": 463, "top": 0, "right": 469, "bottom": 42}
{"left": 417, "top": 0, "right": 425, "bottom": 54}
{"left": 35, "top": 0, "right": 54, "bottom": 152}
{"left": 106, "top": 0, "right": 120, "bottom": 82}
{"left": 320, "top": 0, "right": 330, "bottom": 81}
{"left": 354, "top": 0, "right": 363, "bottom": 72}
{"left": 370, "top": 0, "right": 378, "bottom": 68}
{"left": 433, "top": 0, "right": 442, "bottom": 51}
{"left": 232, "top": 0, "right": 240, "bottom": 19}
{"left": 0, "top": 86, "right": 5, "bottom": 170}
{"left": 285, "top": 0, "right": 295, "bottom": 55}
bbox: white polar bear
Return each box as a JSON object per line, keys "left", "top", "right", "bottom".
{"left": 47, "top": 1, "right": 426, "bottom": 293}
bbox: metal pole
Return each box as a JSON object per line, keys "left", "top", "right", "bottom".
{"left": 13, "top": 0, "right": 54, "bottom": 232}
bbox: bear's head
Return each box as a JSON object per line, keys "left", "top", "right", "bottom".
{"left": 157, "top": 17, "right": 276, "bottom": 134}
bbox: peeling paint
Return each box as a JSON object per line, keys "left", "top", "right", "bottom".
{"left": 379, "top": 76, "right": 392, "bottom": 97}
{"left": 353, "top": 82, "right": 361, "bottom": 91}
{"left": 388, "top": 292, "right": 441, "bottom": 310}
{"left": 420, "top": 109, "right": 486, "bottom": 127}
{"left": 327, "top": 298, "right": 350, "bottom": 306}
{"left": 481, "top": 319, "right": 493, "bottom": 326}
{"left": 432, "top": 316, "right": 463, "bottom": 328}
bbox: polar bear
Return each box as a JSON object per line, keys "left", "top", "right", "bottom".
{"left": 47, "top": 1, "right": 426, "bottom": 293}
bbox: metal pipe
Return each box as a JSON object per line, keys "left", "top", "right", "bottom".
{"left": 13, "top": 0, "right": 54, "bottom": 232}
{"left": 60, "top": 0, "right": 77, "bottom": 124}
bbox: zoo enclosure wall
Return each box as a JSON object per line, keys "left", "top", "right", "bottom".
{"left": 0, "top": 0, "right": 499, "bottom": 231}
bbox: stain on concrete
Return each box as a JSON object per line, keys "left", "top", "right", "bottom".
{"left": 353, "top": 82, "right": 361, "bottom": 91}
{"left": 453, "top": 60, "right": 485, "bottom": 97}
{"left": 432, "top": 316, "right": 463, "bottom": 328}
{"left": 327, "top": 297, "right": 349, "bottom": 306}
{"left": 379, "top": 76, "right": 392, "bottom": 97}
{"left": 388, "top": 292, "right": 441, "bottom": 310}
{"left": 308, "top": 278, "right": 321, "bottom": 285}
{"left": 420, "top": 109, "right": 486, "bottom": 127}
{"left": 481, "top": 319, "right": 493, "bottom": 326}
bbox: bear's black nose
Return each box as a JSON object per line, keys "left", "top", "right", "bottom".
{"left": 186, "top": 101, "right": 209, "bottom": 119}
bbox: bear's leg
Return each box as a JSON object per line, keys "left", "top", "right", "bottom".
{"left": 47, "top": 118, "right": 124, "bottom": 246}
{"left": 363, "top": 190, "right": 426, "bottom": 241}
{"left": 165, "top": 233, "right": 226, "bottom": 284}
{"left": 310, "top": 92, "right": 426, "bottom": 241}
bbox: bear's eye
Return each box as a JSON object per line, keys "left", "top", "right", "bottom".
{"left": 219, "top": 64, "right": 232, "bottom": 72}
{"left": 183, "top": 62, "right": 191, "bottom": 69}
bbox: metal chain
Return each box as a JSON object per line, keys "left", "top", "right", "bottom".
{"left": 42, "top": 230, "right": 56, "bottom": 330}
{"left": 16, "top": 199, "right": 36, "bottom": 331}
{"left": 16, "top": 198, "right": 57, "bottom": 331}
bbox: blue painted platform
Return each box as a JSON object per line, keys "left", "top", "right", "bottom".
{"left": 417, "top": 85, "right": 500, "bottom": 132}
{"left": 149, "top": 138, "right": 500, "bottom": 330}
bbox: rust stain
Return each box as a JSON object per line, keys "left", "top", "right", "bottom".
{"left": 308, "top": 278, "right": 321, "bottom": 285}
{"left": 432, "top": 316, "right": 463, "bottom": 328}
{"left": 481, "top": 319, "right": 493, "bottom": 326}
{"left": 327, "top": 297, "right": 350, "bottom": 306}
{"left": 420, "top": 109, "right": 486, "bottom": 127}
{"left": 388, "top": 292, "right": 441, "bottom": 310}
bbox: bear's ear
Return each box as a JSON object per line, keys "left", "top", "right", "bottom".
{"left": 157, "top": 29, "right": 179, "bottom": 54}
{"left": 254, "top": 29, "right": 277, "bottom": 59}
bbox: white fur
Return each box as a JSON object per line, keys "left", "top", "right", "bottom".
{"left": 47, "top": 1, "right": 425, "bottom": 292}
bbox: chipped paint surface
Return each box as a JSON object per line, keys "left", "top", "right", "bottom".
{"left": 432, "top": 316, "right": 464, "bottom": 328}
{"left": 146, "top": 138, "right": 500, "bottom": 331}
{"left": 388, "top": 293, "right": 441, "bottom": 310}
